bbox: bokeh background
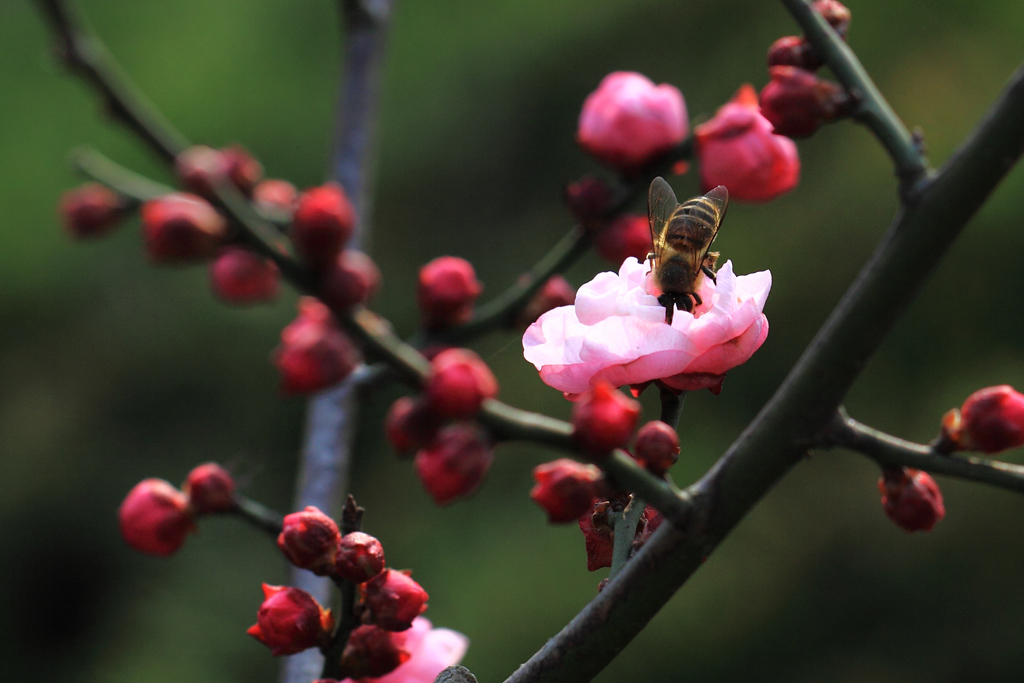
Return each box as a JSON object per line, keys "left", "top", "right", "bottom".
{"left": 3, "top": 0, "right": 1024, "bottom": 681}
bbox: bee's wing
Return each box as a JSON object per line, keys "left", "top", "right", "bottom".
{"left": 648, "top": 177, "right": 679, "bottom": 260}
{"left": 696, "top": 185, "right": 729, "bottom": 266}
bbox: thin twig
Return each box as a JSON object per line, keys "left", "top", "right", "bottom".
{"left": 825, "top": 409, "right": 1024, "bottom": 495}
{"left": 232, "top": 495, "right": 285, "bottom": 537}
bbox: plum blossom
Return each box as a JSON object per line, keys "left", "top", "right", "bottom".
{"left": 342, "top": 617, "right": 469, "bottom": 683}
{"left": 522, "top": 257, "right": 771, "bottom": 397}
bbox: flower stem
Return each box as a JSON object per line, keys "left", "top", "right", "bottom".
{"left": 231, "top": 495, "right": 285, "bottom": 537}
{"left": 608, "top": 495, "right": 646, "bottom": 579}
{"left": 659, "top": 387, "right": 686, "bottom": 428}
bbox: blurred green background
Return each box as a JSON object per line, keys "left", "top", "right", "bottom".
{"left": 2, "top": 0, "right": 1024, "bottom": 681}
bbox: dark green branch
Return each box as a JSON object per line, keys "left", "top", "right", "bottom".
{"left": 608, "top": 495, "right": 646, "bottom": 579}
{"left": 825, "top": 409, "right": 1024, "bottom": 495}
{"left": 231, "top": 495, "right": 285, "bottom": 537}
{"left": 504, "top": 59, "right": 1024, "bottom": 683}
{"left": 781, "top": 0, "right": 930, "bottom": 189}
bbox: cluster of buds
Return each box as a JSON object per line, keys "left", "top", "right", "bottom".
{"left": 761, "top": 0, "right": 854, "bottom": 138}
{"left": 175, "top": 144, "right": 264, "bottom": 199}
{"left": 258, "top": 505, "right": 432, "bottom": 677}
{"left": 386, "top": 349, "right": 499, "bottom": 505}
{"left": 578, "top": 499, "right": 664, "bottom": 572}
{"left": 118, "top": 463, "right": 236, "bottom": 556}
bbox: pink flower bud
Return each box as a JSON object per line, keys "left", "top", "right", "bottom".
{"left": 572, "top": 382, "right": 641, "bottom": 456}
{"left": 58, "top": 183, "right": 125, "bottom": 238}
{"left": 564, "top": 176, "right": 614, "bottom": 228}
{"left": 220, "top": 144, "right": 264, "bottom": 195}
{"left": 273, "top": 298, "right": 361, "bottom": 395}
{"left": 942, "top": 385, "right": 1024, "bottom": 454}
{"left": 813, "top": 0, "right": 851, "bottom": 37}
{"left": 577, "top": 72, "right": 688, "bottom": 172}
{"left": 175, "top": 145, "right": 230, "bottom": 198}
{"left": 417, "top": 256, "right": 483, "bottom": 330}
{"left": 634, "top": 421, "right": 680, "bottom": 476}
{"left": 277, "top": 506, "right": 342, "bottom": 575}
{"left": 141, "top": 193, "right": 227, "bottom": 262}
{"left": 118, "top": 478, "right": 194, "bottom": 556}
{"left": 530, "top": 459, "right": 602, "bottom": 524}
{"left": 415, "top": 424, "right": 494, "bottom": 505}
{"left": 291, "top": 183, "right": 356, "bottom": 268}
{"left": 183, "top": 462, "right": 236, "bottom": 513}
{"left": 694, "top": 85, "right": 800, "bottom": 202}
{"left": 516, "top": 275, "right": 576, "bottom": 327}
{"left": 424, "top": 348, "right": 498, "bottom": 419}
{"left": 247, "top": 584, "right": 334, "bottom": 656}
{"left": 759, "top": 66, "right": 851, "bottom": 138}
{"left": 367, "top": 617, "right": 470, "bottom": 683}
{"left": 319, "top": 250, "right": 381, "bottom": 312}
{"left": 209, "top": 247, "right": 280, "bottom": 304}
{"left": 385, "top": 396, "right": 441, "bottom": 456}
{"left": 253, "top": 179, "right": 299, "bottom": 214}
{"left": 361, "top": 568, "right": 429, "bottom": 632}
{"left": 578, "top": 501, "right": 614, "bottom": 571}
{"left": 878, "top": 468, "right": 945, "bottom": 533}
{"left": 334, "top": 531, "right": 386, "bottom": 584}
{"left": 767, "top": 36, "right": 823, "bottom": 71}
{"left": 338, "top": 625, "right": 411, "bottom": 679}
{"left": 594, "top": 214, "right": 653, "bottom": 265}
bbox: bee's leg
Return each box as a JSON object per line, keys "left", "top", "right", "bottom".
{"left": 658, "top": 293, "right": 684, "bottom": 325}
{"left": 690, "top": 292, "right": 703, "bottom": 307}
{"left": 700, "top": 264, "right": 718, "bottom": 283}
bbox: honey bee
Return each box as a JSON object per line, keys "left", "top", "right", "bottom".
{"left": 647, "top": 177, "right": 729, "bottom": 325}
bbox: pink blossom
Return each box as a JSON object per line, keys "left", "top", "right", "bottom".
{"left": 577, "top": 72, "right": 688, "bottom": 172}
{"left": 342, "top": 617, "right": 469, "bottom": 683}
{"left": 523, "top": 257, "right": 770, "bottom": 397}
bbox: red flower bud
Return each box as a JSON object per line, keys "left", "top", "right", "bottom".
{"left": 942, "top": 385, "right": 1024, "bottom": 454}
{"left": 530, "top": 459, "right": 602, "bottom": 524}
{"left": 813, "top": 0, "right": 851, "bottom": 37}
{"left": 767, "top": 36, "right": 823, "bottom": 71}
{"left": 183, "top": 462, "right": 236, "bottom": 513}
{"left": 273, "top": 298, "right": 361, "bottom": 395}
{"left": 415, "top": 423, "right": 494, "bottom": 505}
{"left": 594, "top": 214, "right": 653, "bottom": 265}
{"left": 118, "top": 478, "right": 195, "bottom": 556}
{"left": 572, "top": 382, "right": 641, "bottom": 456}
{"left": 277, "top": 506, "right": 342, "bottom": 575}
{"left": 175, "top": 145, "right": 229, "bottom": 198}
{"left": 564, "top": 176, "right": 614, "bottom": 228}
{"left": 319, "top": 250, "right": 381, "bottom": 312}
{"left": 516, "top": 275, "right": 577, "bottom": 327}
{"left": 634, "top": 421, "right": 680, "bottom": 477}
{"left": 141, "top": 193, "right": 227, "bottom": 262}
{"left": 291, "top": 183, "right": 356, "bottom": 269}
{"left": 759, "top": 66, "right": 851, "bottom": 138}
{"left": 361, "top": 568, "right": 429, "bottom": 632}
{"left": 334, "top": 531, "right": 386, "bottom": 584}
{"left": 58, "top": 183, "right": 125, "bottom": 238}
{"left": 220, "top": 144, "right": 264, "bottom": 195}
{"left": 694, "top": 85, "right": 800, "bottom": 202}
{"left": 417, "top": 256, "right": 483, "bottom": 330}
{"left": 247, "top": 584, "right": 334, "bottom": 656}
{"left": 424, "top": 348, "right": 498, "bottom": 419}
{"left": 253, "top": 179, "right": 299, "bottom": 214}
{"left": 578, "top": 501, "right": 614, "bottom": 571}
{"left": 385, "top": 396, "right": 441, "bottom": 456}
{"left": 577, "top": 71, "right": 688, "bottom": 172}
{"left": 209, "top": 247, "right": 280, "bottom": 304}
{"left": 878, "top": 468, "right": 945, "bottom": 533}
{"left": 338, "top": 625, "right": 411, "bottom": 679}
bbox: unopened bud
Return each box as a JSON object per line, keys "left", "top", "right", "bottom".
{"left": 530, "top": 459, "right": 602, "bottom": 524}
{"left": 516, "top": 276, "right": 576, "bottom": 327}
{"left": 209, "top": 247, "right": 279, "bottom": 304}
{"left": 594, "top": 215, "right": 653, "bottom": 265}
{"left": 415, "top": 423, "right": 494, "bottom": 505}
{"left": 767, "top": 36, "right": 823, "bottom": 71}
{"left": 273, "top": 298, "right": 361, "bottom": 395}
{"left": 878, "top": 468, "right": 945, "bottom": 533}
{"left": 338, "top": 625, "right": 410, "bottom": 679}
{"left": 319, "top": 250, "right": 381, "bottom": 312}
{"left": 220, "top": 144, "right": 263, "bottom": 195}
{"left": 634, "top": 421, "right": 680, "bottom": 476}
{"left": 291, "top": 183, "right": 356, "bottom": 269}
{"left": 141, "top": 193, "right": 227, "bottom": 262}
{"left": 417, "top": 256, "right": 482, "bottom": 330}
{"left": 118, "top": 478, "right": 194, "bottom": 556}
{"left": 183, "top": 462, "right": 236, "bottom": 513}
{"left": 334, "top": 531, "right": 386, "bottom": 584}
{"left": 58, "top": 183, "right": 125, "bottom": 238}
{"left": 572, "top": 382, "right": 641, "bottom": 456}
{"left": 176, "top": 145, "right": 229, "bottom": 198}
{"left": 813, "top": 0, "right": 851, "bottom": 38}
{"left": 385, "top": 396, "right": 441, "bottom": 456}
{"left": 564, "top": 176, "right": 614, "bottom": 228}
{"left": 424, "top": 348, "right": 498, "bottom": 419}
{"left": 940, "top": 385, "right": 1024, "bottom": 454}
{"left": 277, "top": 506, "right": 342, "bottom": 575}
{"left": 247, "top": 584, "right": 334, "bottom": 656}
{"left": 361, "top": 568, "right": 429, "bottom": 632}
{"left": 759, "top": 66, "right": 851, "bottom": 138}
{"left": 253, "top": 179, "right": 299, "bottom": 214}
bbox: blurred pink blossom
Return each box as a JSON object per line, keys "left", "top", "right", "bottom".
{"left": 523, "top": 257, "right": 771, "bottom": 397}
{"left": 343, "top": 617, "right": 469, "bottom": 683}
